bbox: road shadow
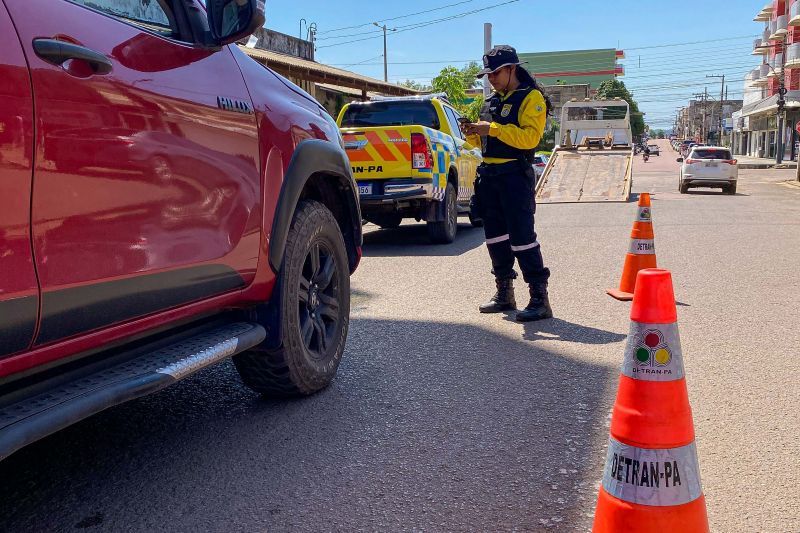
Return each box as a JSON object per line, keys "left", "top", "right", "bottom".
{"left": 510, "top": 317, "right": 627, "bottom": 345}
{"left": 362, "top": 220, "right": 484, "bottom": 257}
{"left": 684, "top": 190, "right": 749, "bottom": 197}
{"left": 0, "top": 318, "right": 616, "bottom": 532}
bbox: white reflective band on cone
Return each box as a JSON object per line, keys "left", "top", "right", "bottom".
{"left": 637, "top": 207, "right": 652, "bottom": 222}
{"left": 622, "top": 321, "right": 685, "bottom": 381}
{"left": 602, "top": 437, "right": 703, "bottom": 507}
{"left": 629, "top": 239, "right": 655, "bottom": 255}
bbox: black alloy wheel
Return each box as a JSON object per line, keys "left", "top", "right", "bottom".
{"left": 298, "top": 241, "right": 340, "bottom": 360}
{"left": 233, "top": 200, "right": 350, "bottom": 397}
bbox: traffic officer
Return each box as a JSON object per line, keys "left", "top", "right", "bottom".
{"left": 462, "top": 45, "right": 553, "bottom": 322}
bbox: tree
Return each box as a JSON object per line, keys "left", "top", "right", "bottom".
{"left": 460, "top": 62, "right": 483, "bottom": 90}
{"left": 537, "top": 119, "right": 559, "bottom": 152}
{"left": 398, "top": 79, "right": 431, "bottom": 92}
{"left": 594, "top": 79, "right": 646, "bottom": 138}
{"left": 431, "top": 63, "right": 484, "bottom": 121}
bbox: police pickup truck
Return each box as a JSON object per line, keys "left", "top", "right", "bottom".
{"left": 337, "top": 94, "right": 482, "bottom": 243}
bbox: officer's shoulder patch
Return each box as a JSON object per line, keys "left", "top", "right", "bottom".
{"left": 536, "top": 105, "right": 544, "bottom": 113}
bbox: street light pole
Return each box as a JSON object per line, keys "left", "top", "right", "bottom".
{"left": 373, "top": 22, "right": 396, "bottom": 82}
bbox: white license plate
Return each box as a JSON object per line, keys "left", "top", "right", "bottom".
{"left": 358, "top": 184, "right": 372, "bottom": 195}
{"left": 705, "top": 162, "right": 718, "bottom": 167}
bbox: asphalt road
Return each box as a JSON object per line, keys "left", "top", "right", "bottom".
{"left": 1, "top": 140, "right": 798, "bottom": 532}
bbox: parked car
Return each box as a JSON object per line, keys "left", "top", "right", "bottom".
{"left": 337, "top": 94, "right": 482, "bottom": 240}
{"left": 677, "top": 147, "right": 738, "bottom": 194}
{"left": 533, "top": 154, "right": 550, "bottom": 178}
{"left": 648, "top": 144, "right": 660, "bottom": 156}
{"left": 0, "top": 0, "right": 363, "bottom": 461}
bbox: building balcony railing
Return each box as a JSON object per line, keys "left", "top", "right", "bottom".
{"left": 754, "top": 3, "right": 773, "bottom": 22}
{"left": 775, "top": 15, "right": 789, "bottom": 39}
{"left": 754, "top": 63, "right": 770, "bottom": 86}
{"left": 768, "top": 53, "right": 784, "bottom": 77}
{"left": 791, "top": 1, "right": 800, "bottom": 26}
{"left": 753, "top": 38, "right": 769, "bottom": 55}
{"left": 768, "top": 16, "right": 788, "bottom": 41}
{"left": 745, "top": 68, "right": 761, "bottom": 87}
{"left": 786, "top": 42, "right": 800, "bottom": 68}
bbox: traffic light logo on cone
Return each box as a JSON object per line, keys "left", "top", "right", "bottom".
{"left": 593, "top": 269, "right": 709, "bottom": 533}
{"left": 607, "top": 194, "right": 657, "bottom": 301}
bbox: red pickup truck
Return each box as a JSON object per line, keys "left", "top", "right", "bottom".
{"left": 0, "top": 0, "right": 362, "bottom": 460}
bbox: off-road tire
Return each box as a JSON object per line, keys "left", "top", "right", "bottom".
{"left": 427, "top": 183, "right": 457, "bottom": 243}
{"left": 233, "top": 200, "right": 350, "bottom": 397}
{"left": 369, "top": 213, "right": 403, "bottom": 229}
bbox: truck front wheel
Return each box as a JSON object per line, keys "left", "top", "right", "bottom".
{"left": 233, "top": 200, "right": 350, "bottom": 396}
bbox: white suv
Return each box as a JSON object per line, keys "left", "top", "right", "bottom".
{"left": 677, "top": 146, "right": 738, "bottom": 194}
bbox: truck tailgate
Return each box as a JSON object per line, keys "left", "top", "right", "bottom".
{"left": 341, "top": 127, "right": 413, "bottom": 179}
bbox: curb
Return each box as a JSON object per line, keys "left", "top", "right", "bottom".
{"left": 739, "top": 163, "right": 798, "bottom": 169}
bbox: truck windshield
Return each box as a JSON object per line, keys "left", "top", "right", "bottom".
{"left": 340, "top": 102, "right": 440, "bottom": 129}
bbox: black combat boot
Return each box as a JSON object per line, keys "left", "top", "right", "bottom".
{"left": 479, "top": 277, "right": 516, "bottom": 313}
{"left": 516, "top": 282, "right": 553, "bottom": 322}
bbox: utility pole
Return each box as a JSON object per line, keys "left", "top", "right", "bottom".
{"left": 483, "top": 23, "right": 492, "bottom": 98}
{"left": 373, "top": 22, "right": 396, "bottom": 82}
{"left": 776, "top": 33, "right": 788, "bottom": 164}
{"left": 701, "top": 88, "right": 708, "bottom": 143}
{"left": 707, "top": 74, "right": 725, "bottom": 146}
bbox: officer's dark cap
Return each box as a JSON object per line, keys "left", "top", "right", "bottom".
{"left": 476, "top": 45, "right": 525, "bottom": 77}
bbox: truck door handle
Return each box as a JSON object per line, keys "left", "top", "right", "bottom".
{"left": 32, "top": 38, "right": 113, "bottom": 75}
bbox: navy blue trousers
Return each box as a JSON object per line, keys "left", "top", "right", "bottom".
{"left": 476, "top": 163, "right": 550, "bottom": 284}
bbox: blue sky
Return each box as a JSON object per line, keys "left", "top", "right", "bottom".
{"left": 266, "top": 0, "right": 765, "bottom": 129}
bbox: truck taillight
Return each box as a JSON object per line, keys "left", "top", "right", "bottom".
{"left": 686, "top": 158, "right": 700, "bottom": 164}
{"left": 411, "top": 133, "right": 432, "bottom": 169}
{"left": 722, "top": 159, "right": 737, "bottom": 165}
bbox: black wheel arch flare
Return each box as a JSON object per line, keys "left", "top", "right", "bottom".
{"left": 268, "top": 139, "right": 362, "bottom": 275}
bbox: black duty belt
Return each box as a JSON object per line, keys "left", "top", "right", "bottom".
{"left": 477, "top": 160, "right": 528, "bottom": 177}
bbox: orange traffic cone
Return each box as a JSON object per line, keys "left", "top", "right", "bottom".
{"left": 607, "top": 194, "right": 657, "bottom": 301}
{"left": 593, "top": 269, "right": 708, "bottom": 532}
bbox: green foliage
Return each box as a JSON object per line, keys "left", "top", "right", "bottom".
{"left": 460, "top": 62, "right": 483, "bottom": 89}
{"left": 537, "top": 119, "right": 559, "bottom": 152}
{"left": 431, "top": 63, "right": 484, "bottom": 121}
{"left": 398, "top": 79, "right": 431, "bottom": 92}
{"left": 432, "top": 66, "right": 467, "bottom": 105}
{"left": 595, "top": 79, "right": 646, "bottom": 137}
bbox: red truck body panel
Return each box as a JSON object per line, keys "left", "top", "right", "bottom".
{"left": 0, "top": 0, "right": 348, "bottom": 380}
{"left": 0, "top": 1, "right": 39, "bottom": 357}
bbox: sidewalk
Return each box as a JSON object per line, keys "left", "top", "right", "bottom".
{"left": 736, "top": 156, "right": 798, "bottom": 169}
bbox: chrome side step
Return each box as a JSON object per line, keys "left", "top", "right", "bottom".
{"left": 0, "top": 321, "right": 265, "bottom": 461}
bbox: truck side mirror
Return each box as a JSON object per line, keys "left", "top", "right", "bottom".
{"left": 676, "top": 158, "right": 684, "bottom": 163}
{"left": 206, "top": 0, "right": 265, "bottom": 46}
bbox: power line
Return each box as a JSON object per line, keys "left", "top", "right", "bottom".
{"left": 317, "top": 0, "right": 520, "bottom": 48}
{"left": 624, "top": 34, "right": 758, "bottom": 51}
{"left": 316, "top": 0, "right": 476, "bottom": 34}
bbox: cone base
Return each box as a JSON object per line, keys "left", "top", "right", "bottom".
{"left": 593, "top": 489, "right": 709, "bottom": 533}
{"left": 606, "top": 288, "right": 634, "bottom": 301}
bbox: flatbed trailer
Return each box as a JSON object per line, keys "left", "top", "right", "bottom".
{"left": 536, "top": 99, "right": 634, "bottom": 203}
